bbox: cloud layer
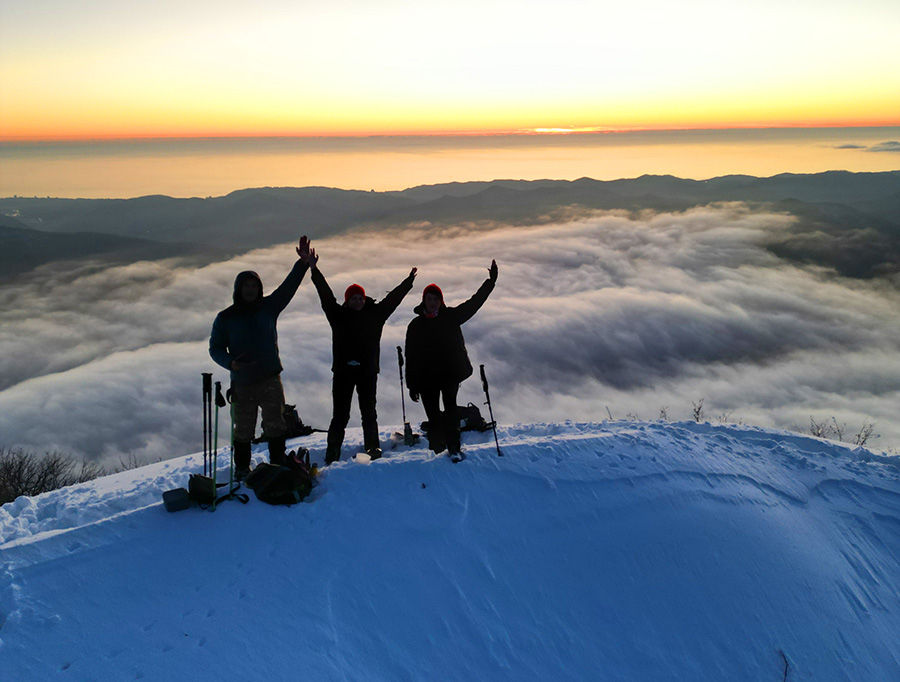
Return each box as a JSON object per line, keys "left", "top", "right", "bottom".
{"left": 4, "top": 203, "right": 900, "bottom": 465}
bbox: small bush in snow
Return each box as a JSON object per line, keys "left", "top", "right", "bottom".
{"left": 0, "top": 447, "right": 105, "bottom": 505}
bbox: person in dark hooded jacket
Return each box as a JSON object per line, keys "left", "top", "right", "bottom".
{"left": 405, "top": 260, "right": 497, "bottom": 460}
{"left": 209, "top": 236, "right": 313, "bottom": 478}
{"left": 309, "top": 248, "right": 417, "bottom": 463}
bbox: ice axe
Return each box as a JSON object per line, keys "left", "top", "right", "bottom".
{"left": 480, "top": 364, "right": 502, "bottom": 457}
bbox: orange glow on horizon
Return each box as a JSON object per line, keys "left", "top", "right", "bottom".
{"left": 3, "top": 117, "right": 900, "bottom": 145}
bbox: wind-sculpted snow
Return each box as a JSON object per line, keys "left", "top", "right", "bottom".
{"left": 1, "top": 421, "right": 899, "bottom": 681}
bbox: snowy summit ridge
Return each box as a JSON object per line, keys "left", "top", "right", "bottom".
{"left": 2, "top": 420, "right": 899, "bottom": 681}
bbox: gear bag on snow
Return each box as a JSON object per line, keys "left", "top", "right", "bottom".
{"left": 422, "top": 403, "right": 492, "bottom": 434}
{"left": 188, "top": 474, "right": 217, "bottom": 504}
{"left": 254, "top": 404, "right": 324, "bottom": 443}
{"left": 456, "top": 402, "right": 492, "bottom": 432}
{"left": 184, "top": 473, "right": 249, "bottom": 508}
{"left": 163, "top": 487, "right": 191, "bottom": 512}
{"left": 243, "top": 449, "right": 315, "bottom": 505}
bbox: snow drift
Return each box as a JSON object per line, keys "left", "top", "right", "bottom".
{"left": 2, "top": 421, "right": 899, "bottom": 681}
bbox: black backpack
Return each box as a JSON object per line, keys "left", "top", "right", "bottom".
{"left": 254, "top": 404, "right": 321, "bottom": 443}
{"left": 456, "top": 403, "right": 492, "bottom": 432}
{"left": 421, "top": 403, "right": 493, "bottom": 434}
{"left": 244, "top": 449, "right": 315, "bottom": 505}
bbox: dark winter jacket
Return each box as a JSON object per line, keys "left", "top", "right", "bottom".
{"left": 209, "top": 260, "right": 309, "bottom": 386}
{"left": 312, "top": 267, "right": 415, "bottom": 374}
{"left": 405, "top": 278, "right": 494, "bottom": 392}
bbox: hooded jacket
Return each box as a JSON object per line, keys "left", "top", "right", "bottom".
{"left": 404, "top": 277, "right": 494, "bottom": 392}
{"left": 311, "top": 266, "right": 414, "bottom": 373}
{"left": 209, "top": 260, "right": 308, "bottom": 385}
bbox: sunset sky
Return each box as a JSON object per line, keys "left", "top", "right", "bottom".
{"left": 1, "top": 0, "right": 898, "bottom": 140}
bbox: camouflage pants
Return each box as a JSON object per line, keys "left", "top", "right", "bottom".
{"left": 231, "top": 375, "right": 286, "bottom": 444}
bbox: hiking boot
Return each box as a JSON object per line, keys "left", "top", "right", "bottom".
{"left": 427, "top": 436, "right": 446, "bottom": 454}
{"left": 448, "top": 446, "right": 466, "bottom": 463}
{"left": 234, "top": 441, "right": 252, "bottom": 470}
{"left": 325, "top": 447, "right": 341, "bottom": 466}
{"left": 268, "top": 436, "right": 286, "bottom": 465}
{"left": 234, "top": 465, "right": 251, "bottom": 481}
{"left": 366, "top": 447, "right": 383, "bottom": 461}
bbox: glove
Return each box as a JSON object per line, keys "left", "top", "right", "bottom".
{"left": 409, "top": 390, "right": 420, "bottom": 403}
{"left": 488, "top": 259, "right": 498, "bottom": 283}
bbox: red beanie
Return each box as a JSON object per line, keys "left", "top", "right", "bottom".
{"left": 423, "top": 283, "right": 443, "bottom": 301}
{"left": 344, "top": 283, "right": 365, "bottom": 302}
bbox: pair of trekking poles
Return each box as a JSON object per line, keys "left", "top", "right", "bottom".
{"left": 396, "top": 347, "right": 502, "bottom": 457}
{"left": 201, "top": 372, "right": 247, "bottom": 510}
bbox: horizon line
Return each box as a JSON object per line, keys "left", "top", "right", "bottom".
{"left": 3, "top": 122, "right": 900, "bottom": 145}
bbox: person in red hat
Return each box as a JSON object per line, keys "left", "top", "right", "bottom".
{"left": 405, "top": 260, "right": 498, "bottom": 461}
{"left": 310, "top": 250, "right": 417, "bottom": 464}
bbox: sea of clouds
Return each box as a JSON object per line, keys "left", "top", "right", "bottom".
{"left": 3, "top": 202, "right": 900, "bottom": 465}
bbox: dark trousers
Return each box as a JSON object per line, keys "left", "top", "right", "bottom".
{"left": 327, "top": 368, "right": 379, "bottom": 455}
{"left": 231, "top": 375, "right": 287, "bottom": 464}
{"left": 231, "top": 375, "right": 287, "bottom": 443}
{"left": 420, "top": 382, "right": 460, "bottom": 454}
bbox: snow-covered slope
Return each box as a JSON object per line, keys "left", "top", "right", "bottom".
{"left": 2, "top": 421, "right": 899, "bottom": 681}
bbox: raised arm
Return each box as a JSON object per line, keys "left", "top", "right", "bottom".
{"left": 267, "top": 236, "right": 312, "bottom": 314}
{"left": 377, "top": 267, "right": 417, "bottom": 318}
{"left": 454, "top": 260, "right": 498, "bottom": 324}
{"left": 310, "top": 260, "right": 341, "bottom": 315}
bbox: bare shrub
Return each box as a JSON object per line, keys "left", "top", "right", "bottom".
{"left": 692, "top": 399, "right": 705, "bottom": 423}
{"left": 807, "top": 417, "right": 878, "bottom": 447}
{"left": 853, "top": 418, "right": 877, "bottom": 447}
{"left": 113, "top": 452, "right": 145, "bottom": 473}
{"left": 0, "top": 447, "right": 106, "bottom": 505}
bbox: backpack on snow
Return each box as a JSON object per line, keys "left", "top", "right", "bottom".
{"left": 456, "top": 402, "right": 492, "bottom": 432}
{"left": 421, "top": 403, "right": 493, "bottom": 434}
{"left": 243, "top": 449, "right": 315, "bottom": 505}
{"left": 253, "top": 404, "right": 322, "bottom": 443}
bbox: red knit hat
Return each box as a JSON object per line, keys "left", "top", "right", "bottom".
{"left": 344, "top": 283, "right": 365, "bottom": 302}
{"left": 423, "top": 283, "right": 443, "bottom": 301}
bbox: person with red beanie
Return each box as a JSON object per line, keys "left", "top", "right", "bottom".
{"left": 310, "top": 250, "right": 417, "bottom": 463}
{"left": 405, "top": 260, "right": 498, "bottom": 461}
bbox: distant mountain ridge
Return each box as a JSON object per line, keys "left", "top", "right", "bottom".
{"left": 1, "top": 171, "right": 898, "bottom": 280}
{"left": 0, "top": 220, "right": 214, "bottom": 278}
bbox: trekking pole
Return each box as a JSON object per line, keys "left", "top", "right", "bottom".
{"left": 479, "top": 364, "right": 503, "bottom": 457}
{"left": 228, "top": 386, "right": 234, "bottom": 494}
{"left": 212, "top": 381, "right": 226, "bottom": 511}
{"left": 397, "top": 346, "right": 417, "bottom": 446}
{"left": 211, "top": 385, "right": 249, "bottom": 507}
{"left": 202, "top": 373, "right": 213, "bottom": 476}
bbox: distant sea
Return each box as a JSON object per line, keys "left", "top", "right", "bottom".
{"left": 1, "top": 127, "right": 898, "bottom": 199}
